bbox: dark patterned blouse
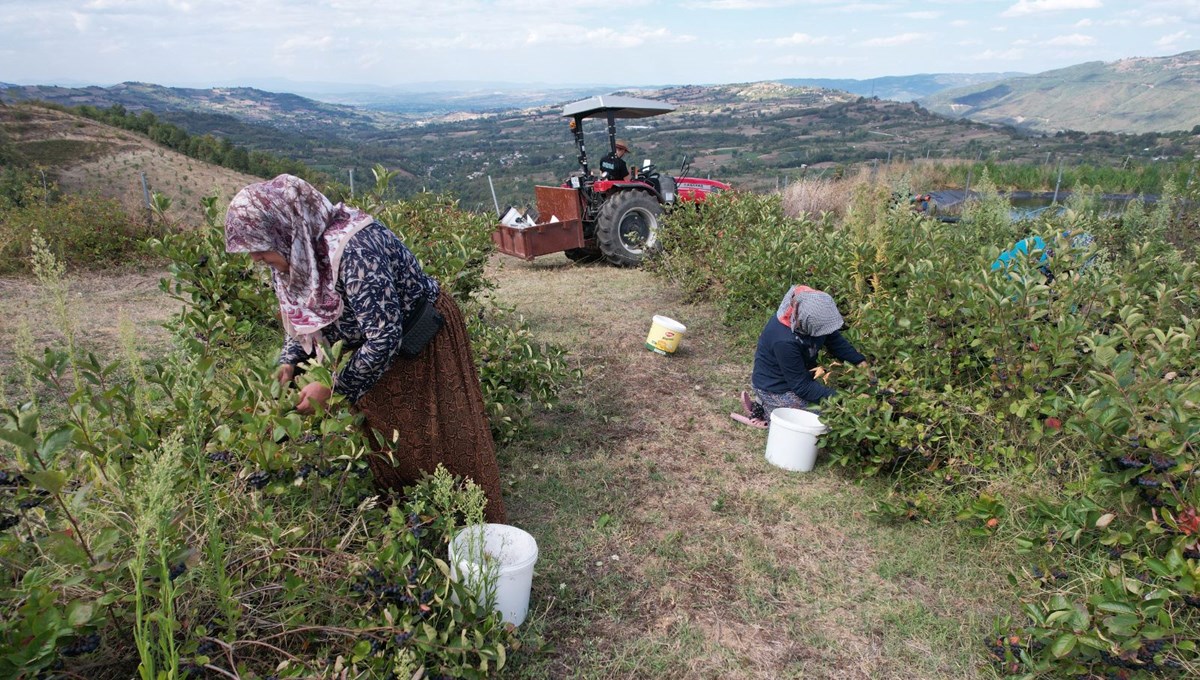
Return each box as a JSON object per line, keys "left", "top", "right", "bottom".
{"left": 279, "top": 222, "right": 440, "bottom": 403}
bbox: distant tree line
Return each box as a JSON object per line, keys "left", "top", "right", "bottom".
{"left": 62, "top": 102, "right": 327, "bottom": 184}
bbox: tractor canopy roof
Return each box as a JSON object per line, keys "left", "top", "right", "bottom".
{"left": 562, "top": 95, "right": 676, "bottom": 119}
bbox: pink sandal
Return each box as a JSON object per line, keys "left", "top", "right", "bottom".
{"left": 739, "top": 390, "right": 755, "bottom": 416}
{"left": 730, "top": 412, "right": 769, "bottom": 429}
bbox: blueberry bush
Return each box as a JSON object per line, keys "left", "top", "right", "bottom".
{"left": 0, "top": 191, "right": 574, "bottom": 678}
{"left": 650, "top": 175, "right": 1199, "bottom": 678}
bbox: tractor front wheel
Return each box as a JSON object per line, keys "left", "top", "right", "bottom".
{"left": 596, "top": 191, "right": 661, "bottom": 267}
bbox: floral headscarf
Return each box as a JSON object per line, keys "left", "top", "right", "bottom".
{"left": 224, "top": 174, "right": 374, "bottom": 353}
{"left": 775, "top": 284, "right": 845, "bottom": 337}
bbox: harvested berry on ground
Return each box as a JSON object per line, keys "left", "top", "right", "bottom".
{"left": 61, "top": 632, "right": 101, "bottom": 657}
{"left": 246, "top": 470, "right": 271, "bottom": 490}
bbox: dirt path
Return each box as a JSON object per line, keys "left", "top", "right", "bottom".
{"left": 488, "top": 255, "right": 1015, "bottom": 679}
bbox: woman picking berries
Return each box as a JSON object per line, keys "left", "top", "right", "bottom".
{"left": 224, "top": 174, "right": 505, "bottom": 522}
{"left": 733, "top": 285, "right": 870, "bottom": 428}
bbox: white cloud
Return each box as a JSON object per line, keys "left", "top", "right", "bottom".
{"left": 1156, "top": 30, "right": 1188, "bottom": 46}
{"left": 522, "top": 24, "right": 693, "bottom": 49}
{"left": 859, "top": 32, "right": 929, "bottom": 47}
{"left": 756, "top": 32, "right": 834, "bottom": 46}
{"left": 1001, "top": 0, "right": 1103, "bottom": 18}
{"left": 1141, "top": 16, "right": 1173, "bottom": 26}
{"left": 276, "top": 35, "right": 333, "bottom": 53}
{"left": 71, "top": 11, "right": 91, "bottom": 32}
{"left": 972, "top": 48, "right": 1026, "bottom": 61}
{"left": 682, "top": 0, "right": 801, "bottom": 8}
{"left": 1073, "top": 18, "right": 1093, "bottom": 26}
{"left": 1045, "top": 33, "right": 1096, "bottom": 46}
{"left": 950, "top": 19, "right": 970, "bottom": 27}
{"left": 902, "top": 11, "right": 942, "bottom": 20}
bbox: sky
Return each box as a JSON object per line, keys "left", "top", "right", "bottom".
{"left": 1, "top": 0, "right": 1197, "bottom": 91}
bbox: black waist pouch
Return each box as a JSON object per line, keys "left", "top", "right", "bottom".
{"left": 399, "top": 295, "right": 444, "bottom": 359}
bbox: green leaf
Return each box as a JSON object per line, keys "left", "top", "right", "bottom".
{"left": 1095, "top": 601, "right": 1136, "bottom": 615}
{"left": 38, "top": 425, "right": 75, "bottom": 461}
{"left": 0, "top": 429, "right": 37, "bottom": 453}
{"left": 1103, "top": 614, "right": 1140, "bottom": 637}
{"left": 28, "top": 469, "right": 67, "bottom": 494}
{"left": 1051, "top": 633, "right": 1077, "bottom": 658}
{"left": 66, "top": 600, "right": 95, "bottom": 627}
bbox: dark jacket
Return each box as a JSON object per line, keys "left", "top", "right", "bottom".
{"left": 599, "top": 152, "right": 629, "bottom": 180}
{"left": 751, "top": 318, "right": 865, "bottom": 403}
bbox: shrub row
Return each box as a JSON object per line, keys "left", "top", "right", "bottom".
{"left": 1, "top": 191, "right": 573, "bottom": 677}
{"left": 650, "top": 173, "right": 1200, "bottom": 678}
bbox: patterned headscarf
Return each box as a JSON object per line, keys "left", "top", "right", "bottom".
{"left": 224, "top": 174, "right": 374, "bottom": 353}
{"left": 775, "top": 284, "right": 845, "bottom": 337}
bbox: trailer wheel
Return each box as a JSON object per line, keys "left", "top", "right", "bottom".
{"left": 596, "top": 191, "right": 661, "bottom": 267}
{"left": 564, "top": 247, "right": 604, "bottom": 264}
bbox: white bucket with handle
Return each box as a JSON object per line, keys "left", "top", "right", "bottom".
{"left": 764, "top": 407, "right": 829, "bottom": 472}
{"left": 449, "top": 523, "right": 539, "bottom": 626}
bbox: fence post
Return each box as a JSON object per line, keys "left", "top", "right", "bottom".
{"left": 140, "top": 172, "right": 153, "bottom": 225}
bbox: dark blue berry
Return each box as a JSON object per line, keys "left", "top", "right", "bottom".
{"left": 0, "top": 514, "right": 18, "bottom": 531}
{"left": 246, "top": 470, "right": 271, "bottom": 490}
{"left": 61, "top": 632, "right": 101, "bottom": 656}
{"left": 168, "top": 562, "right": 188, "bottom": 580}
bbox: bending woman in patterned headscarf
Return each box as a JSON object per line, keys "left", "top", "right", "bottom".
{"left": 732, "top": 285, "right": 870, "bottom": 429}
{"left": 224, "top": 174, "right": 505, "bottom": 522}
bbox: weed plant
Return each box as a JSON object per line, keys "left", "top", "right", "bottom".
{"left": 650, "top": 185, "right": 1199, "bottom": 678}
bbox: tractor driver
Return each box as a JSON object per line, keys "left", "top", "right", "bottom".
{"left": 599, "top": 140, "right": 632, "bottom": 181}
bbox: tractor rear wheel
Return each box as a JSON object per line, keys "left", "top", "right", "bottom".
{"left": 564, "top": 247, "right": 604, "bottom": 264}
{"left": 596, "top": 191, "right": 661, "bottom": 267}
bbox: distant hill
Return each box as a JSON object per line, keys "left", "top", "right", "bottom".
{"left": 777, "top": 72, "right": 1024, "bottom": 102}
{"left": 0, "top": 81, "right": 419, "bottom": 135}
{"left": 5, "top": 79, "right": 1199, "bottom": 212}
{"left": 921, "top": 50, "right": 1200, "bottom": 134}
{"left": 0, "top": 103, "right": 260, "bottom": 226}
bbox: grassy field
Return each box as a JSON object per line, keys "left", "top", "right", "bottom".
{"left": 484, "top": 255, "right": 1020, "bottom": 679}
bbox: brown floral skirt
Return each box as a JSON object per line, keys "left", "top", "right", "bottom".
{"left": 355, "top": 290, "right": 506, "bottom": 523}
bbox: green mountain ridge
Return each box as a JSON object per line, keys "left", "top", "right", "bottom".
{"left": 921, "top": 50, "right": 1200, "bottom": 134}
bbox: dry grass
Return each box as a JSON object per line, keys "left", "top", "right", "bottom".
{"left": 488, "top": 255, "right": 1019, "bottom": 679}
{"left": 1, "top": 104, "right": 261, "bottom": 228}
{"left": 0, "top": 269, "right": 177, "bottom": 398}
{"left": 780, "top": 162, "right": 954, "bottom": 220}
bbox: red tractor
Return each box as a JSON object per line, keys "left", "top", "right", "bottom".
{"left": 491, "top": 95, "right": 731, "bottom": 267}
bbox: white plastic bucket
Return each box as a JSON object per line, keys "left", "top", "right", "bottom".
{"left": 449, "top": 523, "right": 539, "bottom": 626}
{"left": 764, "top": 408, "right": 829, "bottom": 472}
{"left": 645, "top": 315, "right": 687, "bottom": 355}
